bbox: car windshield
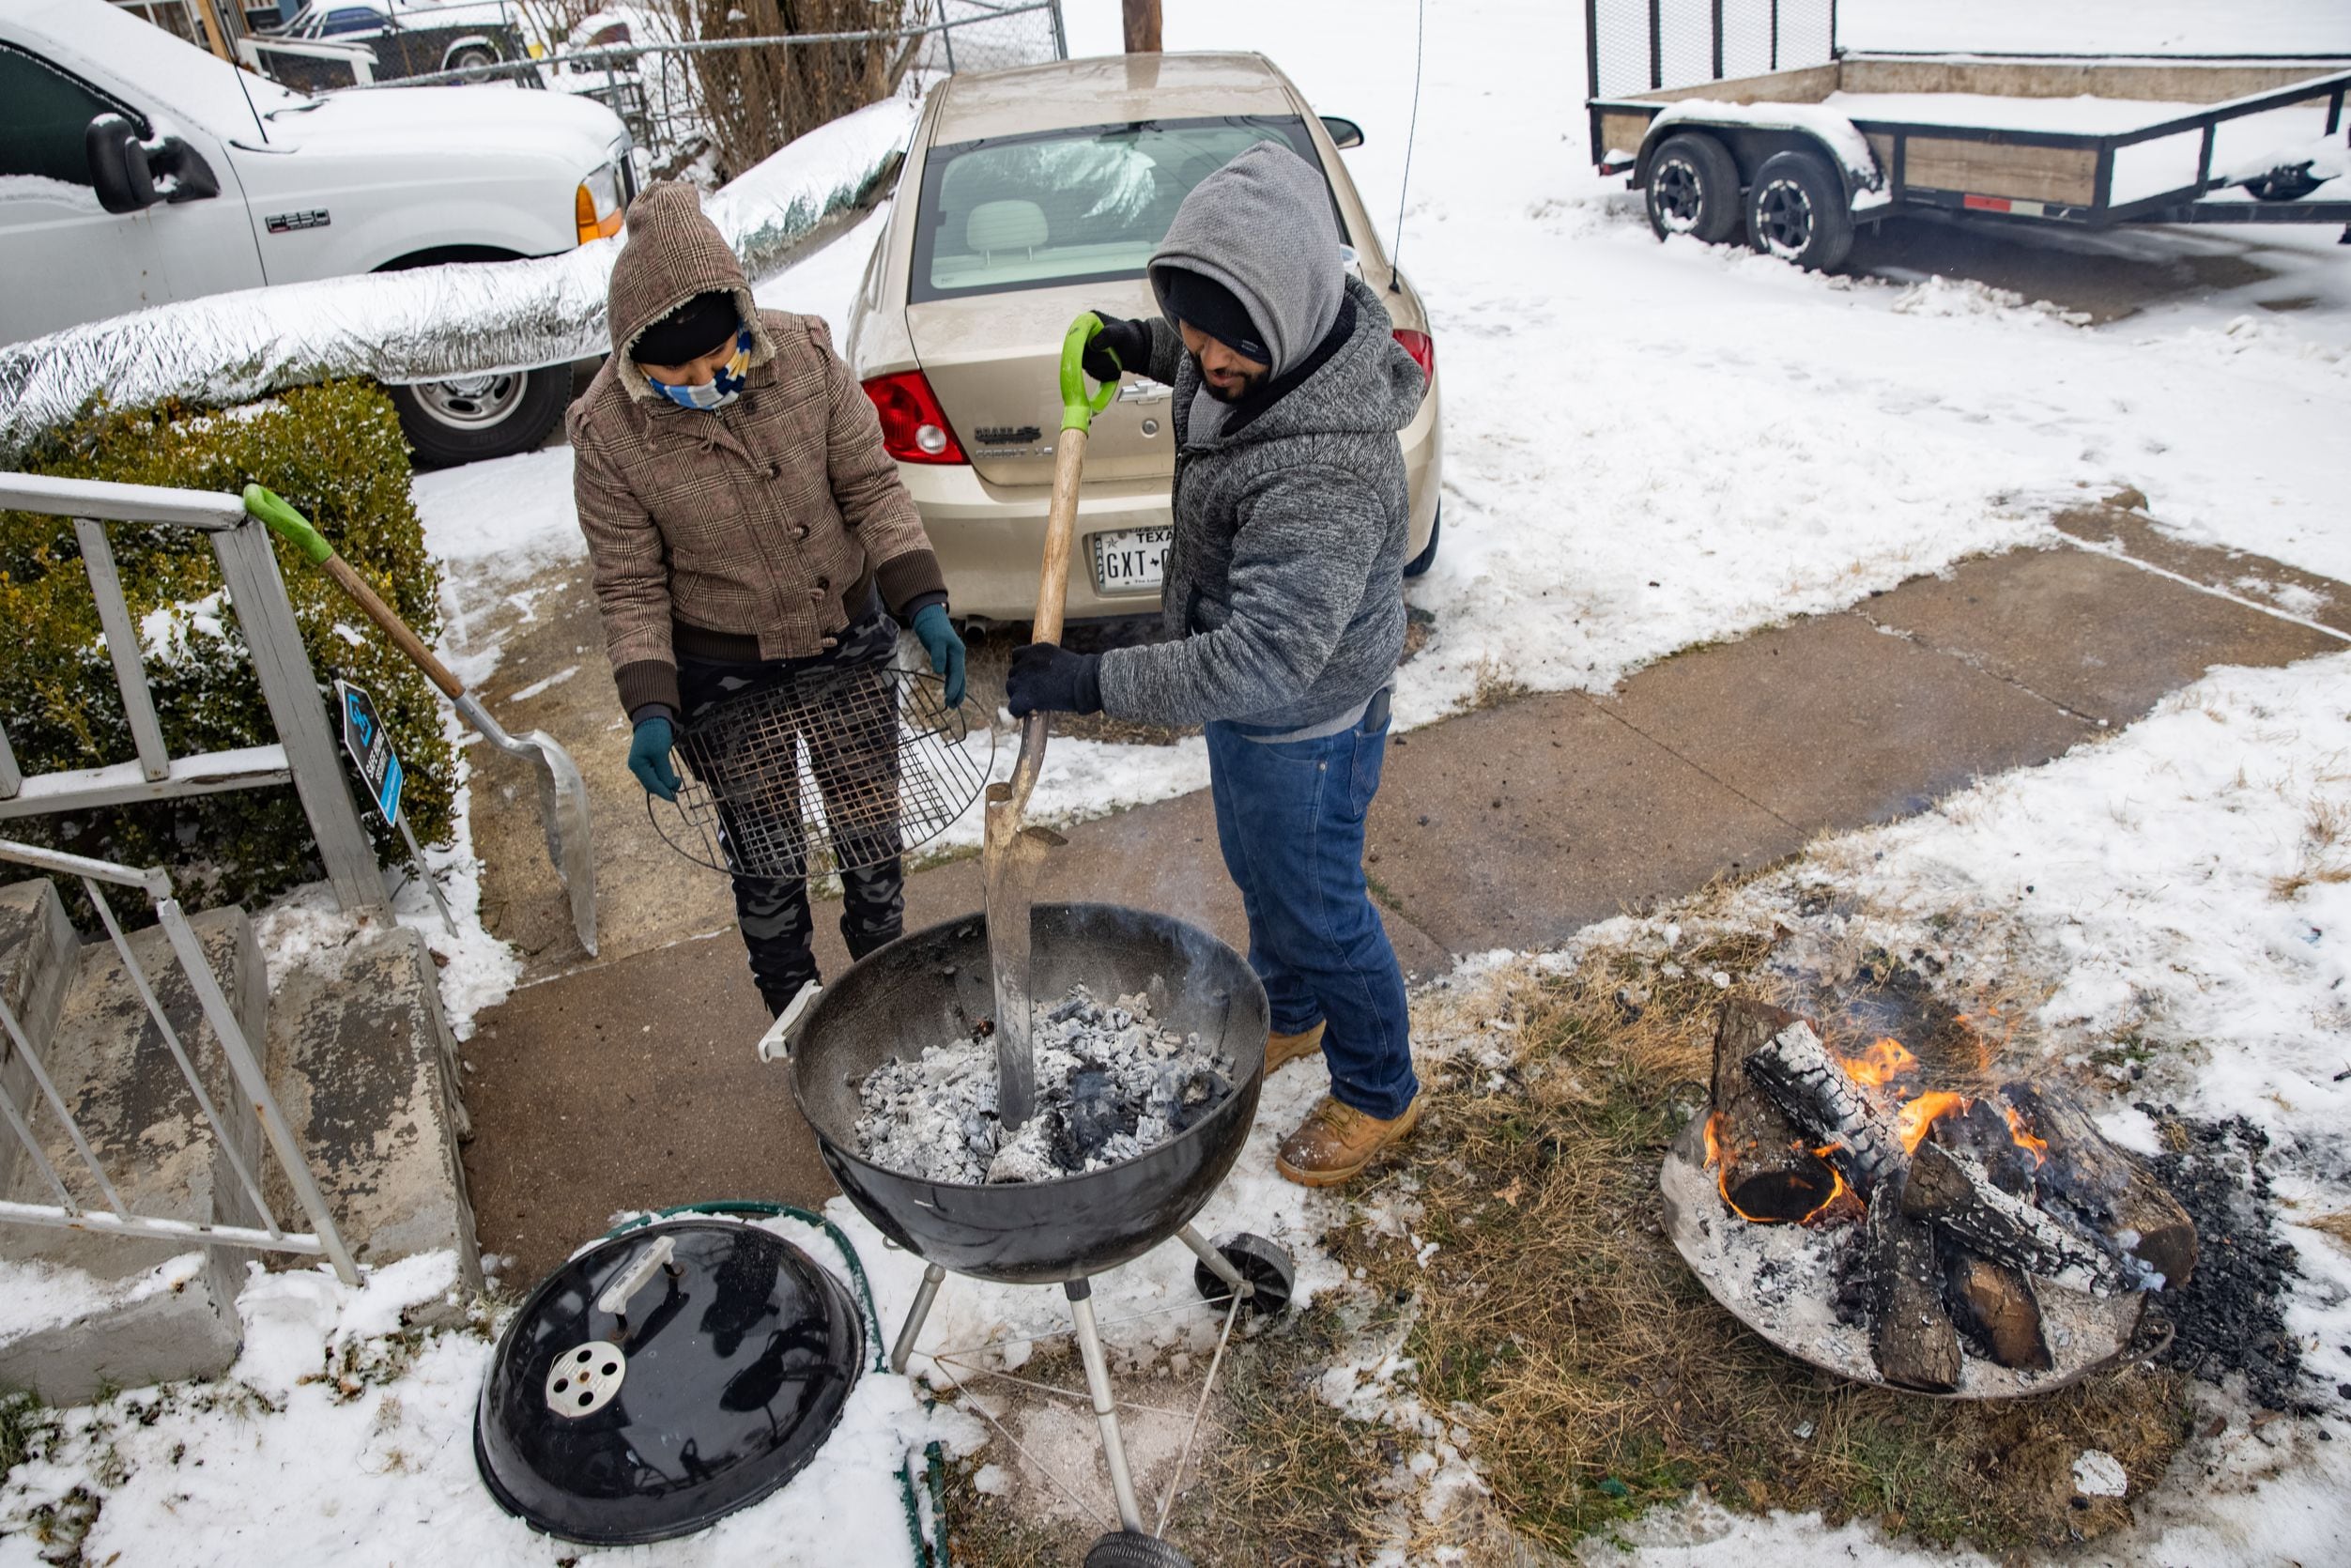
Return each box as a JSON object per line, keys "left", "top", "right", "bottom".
{"left": 911, "top": 115, "right": 1327, "bottom": 301}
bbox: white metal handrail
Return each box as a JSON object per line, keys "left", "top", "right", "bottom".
{"left": 0, "top": 472, "right": 388, "bottom": 917}
{"left": 0, "top": 836, "right": 358, "bottom": 1284}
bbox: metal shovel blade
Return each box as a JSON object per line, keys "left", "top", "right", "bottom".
{"left": 982, "top": 776, "right": 1064, "bottom": 1131}
{"left": 521, "top": 729, "right": 599, "bottom": 957}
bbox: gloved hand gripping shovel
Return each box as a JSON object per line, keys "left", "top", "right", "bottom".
{"left": 984, "top": 315, "right": 1118, "bottom": 1130}
{"left": 243, "top": 484, "right": 599, "bottom": 956}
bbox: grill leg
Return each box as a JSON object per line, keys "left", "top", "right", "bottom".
{"left": 890, "top": 1262, "right": 947, "bottom": 1374}
{"left": 1176, "top": 1222, "right": 1252, "bottom": 1301}
{"left": 1067, "top": 1278, "right": 1145, "bottom": 1532}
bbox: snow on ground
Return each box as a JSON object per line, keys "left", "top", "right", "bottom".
{"left": 412, "top": 0, "right": 2351, "bottom": 838}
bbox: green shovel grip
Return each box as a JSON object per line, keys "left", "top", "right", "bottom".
{"left": 242, "top": 484, "right": 334, "bottom": 565}
{"left": 1059, "top": 312, "right": 1120, "bottom": 433}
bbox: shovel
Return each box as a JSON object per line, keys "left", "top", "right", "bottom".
{"left": 243, "top": 484, "right": 600, "bottom": 957}
{"left": 985, "top": 314, "right": 1118, "bottom": 1130}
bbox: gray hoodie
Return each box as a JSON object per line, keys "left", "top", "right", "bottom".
{"left": 1098, "top": 145, "right": 1426, "bottom": 734}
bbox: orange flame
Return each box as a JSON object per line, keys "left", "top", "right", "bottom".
{"left": 1836, "top": 1037, "right": 1918, "bottom": 1087}
{"left": 1707, "top": 1113, "right": 1852, "bottom": 1225}
{"left": 1896, "top": 1091, "right": 1970, "bottom": 1155}
{"left": 2003, "top": 1101, "right": 2050, "bottom": 1165}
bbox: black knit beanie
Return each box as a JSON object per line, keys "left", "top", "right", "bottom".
{"left": 1160, "top": 268, "right": 1269, "bottom": 365}
{"left": 632, "top": 289, "right": 739, "bottom": 365}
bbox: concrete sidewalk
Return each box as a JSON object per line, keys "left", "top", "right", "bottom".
{"left": 460, "top": 504, "right": 2345, "bottom": 1280}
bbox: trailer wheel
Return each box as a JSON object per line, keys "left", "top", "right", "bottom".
{"left": 2239, "top": 162, "right": 2323, "bottom": 203}
{"left": 1745, "top": 149, "right": 1853, "bottom": 271}
{"left": 1645, "top": 133, "right": 1743, "bottom": 244}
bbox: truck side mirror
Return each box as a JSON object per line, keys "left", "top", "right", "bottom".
{"left": 85, "top": 115, "right": 159, "bottom": 214}
{"left": 150, "top": 136, "right": 223, "bottom": 203}
{"left": 1320, "top": 115, "right": 1365, "bottom": 150}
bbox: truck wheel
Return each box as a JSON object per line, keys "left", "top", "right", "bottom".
{"left": 1745, "top": 148, "right": 1853, "bottom": 271}
{"left": 1645, "top": 132, "right": 1742, "bottom": 244}
{"left": 389, "top": 366, "right": 570, "bottom": 469}
{"left": 445, "top": 43, "right": 499, "bottom": 72}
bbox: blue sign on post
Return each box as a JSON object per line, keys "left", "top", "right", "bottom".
{"left": 337, "top": 680, "right": 403, "bottom": 827}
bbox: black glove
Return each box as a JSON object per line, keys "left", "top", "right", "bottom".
{"left": 1082, "top": 311, "right": 1151, "bottom": 385}
{"left": 1006, "top": 642, "right": 1104, "bottom": 717}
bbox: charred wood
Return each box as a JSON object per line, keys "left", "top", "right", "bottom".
{"left": 1710, "top": 1001, "right": 1834, "bottom": 1217}
{"left": 1743, "top": 1021, "right": 1905, "bottom": 1198}
{"left": 1860, "top": 1193, "right": 1962, "bottom": 1391}
{"left": 1901, "top": 1142, "right": 2128, "bottom": 1296}
{"left": 2003, "top": 1084, "right": 2199, "bottom": 1287}
{"left": 1928, "top": 1099, "right": 2037, "bottom": 1198}
{"left": 1944, "top": 1251, "right": 2052, "bottom": 1371}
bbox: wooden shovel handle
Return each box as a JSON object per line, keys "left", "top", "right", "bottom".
{"left": 1032, "top": 424, "right": 1088, "bottom": 647}
{"left": 323, "top": 555, "right": 468, "bottom": 702}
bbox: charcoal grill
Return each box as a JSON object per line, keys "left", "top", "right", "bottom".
{"left": 789, "top": 903, "right": 1294, "bottom": 1564}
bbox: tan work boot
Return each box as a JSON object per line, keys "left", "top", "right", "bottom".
{"left": 1266, "top": 1022, "right": 1327, "bottom": 1075}
{"left": 1275, "top": 1093, "right": 1423, "bottom": 1188}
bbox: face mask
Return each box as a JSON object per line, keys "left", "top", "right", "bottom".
{"left": 649, "top": 327, "right": 752, "bottom": 411}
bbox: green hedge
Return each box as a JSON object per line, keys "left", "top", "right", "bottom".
{"left": 1, "top": 383, "right": 453, "bottom": 913}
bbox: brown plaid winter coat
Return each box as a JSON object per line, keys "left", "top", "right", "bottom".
{"left": 570, "top": 180, "right": 945, "bottom": 717}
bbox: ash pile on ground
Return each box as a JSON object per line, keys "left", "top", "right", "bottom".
{"left": 2141, "top": 1110, "right": 2312, "bottom": 1412}
{"left": 853, "top": 983, "right": 1234, "bottom": 1185}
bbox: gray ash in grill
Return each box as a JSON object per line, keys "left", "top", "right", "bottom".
{"left": 853, "top": 983, "right": 1235, "bottom": 1185}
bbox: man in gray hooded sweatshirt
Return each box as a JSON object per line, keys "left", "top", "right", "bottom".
{"left": 1006, "top": 143, "right": 1430, "bottom": 1187}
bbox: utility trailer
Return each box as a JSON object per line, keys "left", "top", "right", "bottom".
{"left": 1584, "top": 0, "right": 2351, "bottom": 269}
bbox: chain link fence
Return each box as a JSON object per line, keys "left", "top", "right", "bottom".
{"left": 1587, "top": 0, "right": 1835, "bottom": 100}
{"left": 241, "top": 0, "right": 1065, "bottom": 183}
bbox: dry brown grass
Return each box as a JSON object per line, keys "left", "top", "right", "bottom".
{"left": 2273, "top": 799, "right": 2351, "bottom": 899}
{"left": 2305, "top": 1211, "right": 2351, "bottom": 1254}
{"left": 1317, "top": 936, "right": 2193, "bottom": 1558}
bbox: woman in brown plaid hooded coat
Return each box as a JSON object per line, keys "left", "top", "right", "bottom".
{"left": 571, "top": 180, "right": 965, "bottom": 1023}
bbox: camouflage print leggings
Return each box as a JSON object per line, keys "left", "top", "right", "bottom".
{"left": 678, "top": 612, "right": 906, "bottom": 1017}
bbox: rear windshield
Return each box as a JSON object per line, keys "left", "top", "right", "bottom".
{"left": 911, "top": 115, "right": 1330, "bottom": 302}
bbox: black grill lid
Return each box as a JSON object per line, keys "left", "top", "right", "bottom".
{"left": 474, "top": 1218, "right": 865, "bottom": 1545}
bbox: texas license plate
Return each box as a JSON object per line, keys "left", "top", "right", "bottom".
{"left": 1090, "top": 527, "right": 1172, "bottom": 594}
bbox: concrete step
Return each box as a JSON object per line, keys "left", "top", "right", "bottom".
{"left": 0, "top": 904, "right": 268, "bottom": 1399}
{"left": 0, "top": 879, "right": 82, "bottom": 1201}
{"left": 263, "top": 924, "right": 483, "bottom": 1323}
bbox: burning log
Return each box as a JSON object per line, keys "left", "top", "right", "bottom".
{"left": 1742, "top": 1021, "right": 1905, "bottom": 1197}
{"left": 1709, "top": 1001, "right": 1845, "bottom": 1222}
{"left": 1944, "top": 1253, "right": 2051, "bottom": 1371}
{"left": 1859, "top": 1195, "right": 1962, "bottom": 1391}
{"left": 2002, "top": 1084, "right": 2198, "bottom": 1287}
{"left": 1900, "top": 1142, "right": 2128, "bottom": 1296}
{"left": 1928, "top": 1099, "right": 2037, "bottom": 1198}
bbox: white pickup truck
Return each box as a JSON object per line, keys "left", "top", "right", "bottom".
{"left": 0, "top": 0, "right": 632, "bottom": 464}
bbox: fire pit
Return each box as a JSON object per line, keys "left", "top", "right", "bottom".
{"left": 1662, "top": 1000, "right": 2195, "bottom": 1396}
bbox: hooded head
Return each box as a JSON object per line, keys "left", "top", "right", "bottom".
{"left": 606, "top": 181, "right": 776, "bottom": 405}
{"left": 1147, "top": 142, "right": 1345, "bottom": 391}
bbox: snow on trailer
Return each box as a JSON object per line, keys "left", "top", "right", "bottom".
{"left": 1583, "top": 0, "right": 2351, "bottom": 269}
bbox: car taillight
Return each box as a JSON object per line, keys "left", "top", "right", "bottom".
{"left": 1392, "top": 329, "right": 1435, "bottom": 390}
{"left": 861, "top": 370, "right": 968, "bottom": 465}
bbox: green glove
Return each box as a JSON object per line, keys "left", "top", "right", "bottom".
{"left": 628, "top": 715, "right": 681, "bottom": 801}
{"left": 912, "top": 603, "right": 966, "bottom": 708}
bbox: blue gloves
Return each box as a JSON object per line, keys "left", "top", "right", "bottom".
{"left": 913, "top": 603, "right": 966, "bottom": 708}
{"left": 628, "top": 715, "right": 680, "bottom": 801}
{"left": 1006, "top": 642, "right": 1103, "bottom": 717}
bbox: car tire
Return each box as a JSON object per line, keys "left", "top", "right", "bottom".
{"left": 1744, "top": 148, "right": 1854, "bottom": 271}
{"left": 1403, "top": 501, "right": 1441, "bottom": 579}
{"left": 2239, "top": 163, "right": 2323, "bottom": 202}
{"left": 1645, "top": 132, "right": 1743, "bottom": 245}
{"left": 389, "top": 365, "right": 570, "bottom": 469}
{"left": 445, "top": 44, "right": 498, "bottom": 71}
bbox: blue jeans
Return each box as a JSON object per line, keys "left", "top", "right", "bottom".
{"left": 1206, "top": 701, "right": 1417, "bottom": 1120}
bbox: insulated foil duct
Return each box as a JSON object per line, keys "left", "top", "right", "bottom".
{"left": 0, "top": 94, "right": 916, "bottom": 462}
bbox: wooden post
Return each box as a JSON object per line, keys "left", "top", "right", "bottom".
{"left": 1121, "top": 0, "right": 1160, "bottom": 54}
